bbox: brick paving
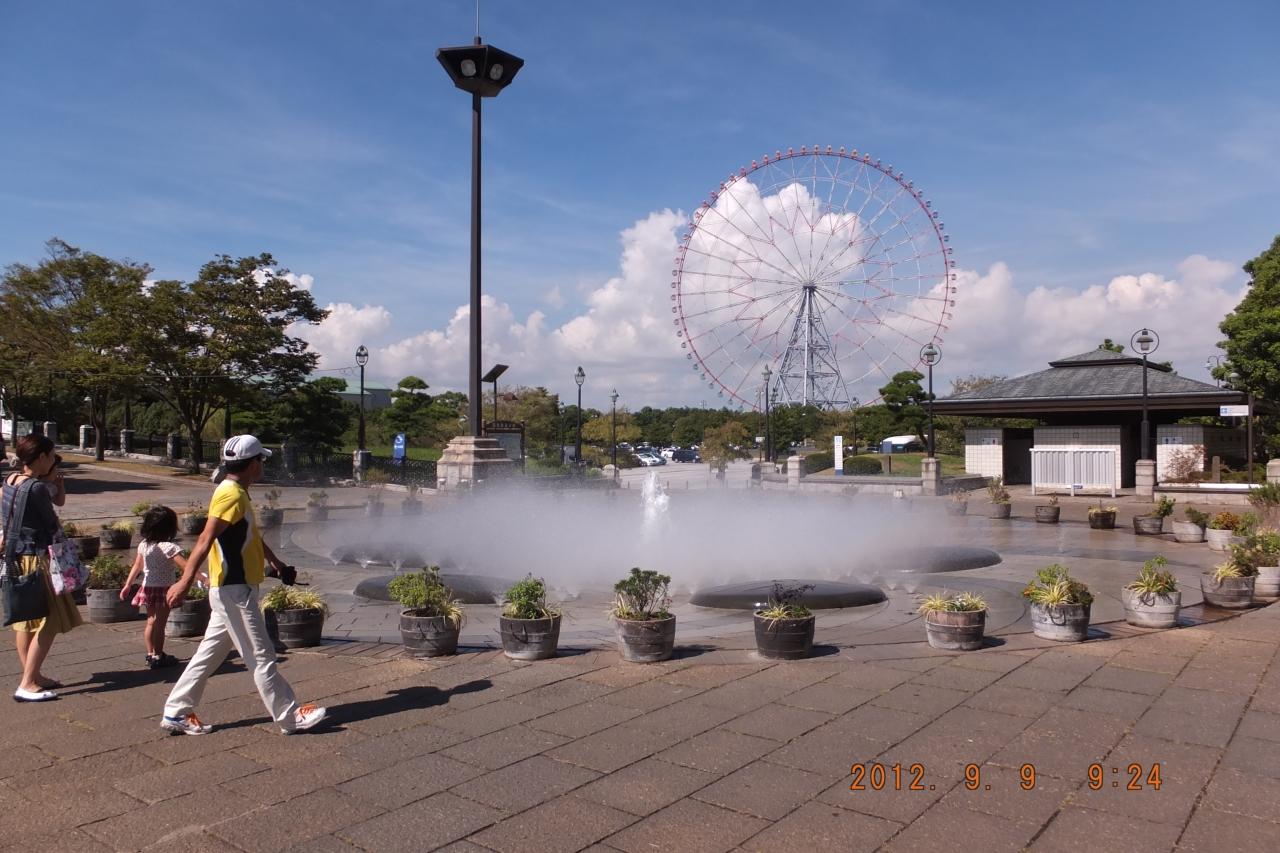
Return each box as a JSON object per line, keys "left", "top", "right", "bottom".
{"left": 2, "top": 459, "right": 1278, "bottom": 851}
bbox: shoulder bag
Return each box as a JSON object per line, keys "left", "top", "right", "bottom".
{"left": 2, "top": 476, "right": 50, "bottom": 626}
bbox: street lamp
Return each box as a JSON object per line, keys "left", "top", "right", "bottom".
{"left": 480, "top": 363, "right": 509, "bottom": 432}
{"left": 1226, "top": 370, "right": 1256, "bottom": 484}
{"left": 850, "top": 396, "right": 860, "bottom": 455}
{"left": 610, "top": 389, "right": 619, "bottom": 471}
{"left": 762, "top": 364, "right": 774, "bottom": 464}
{"left": 1205, "top": 355, "right": 1224, "bottom": 388}
{"left": 437, "top": 37, "right": 524, "bottom": 439}
{"left": 1131, "top": 328, "right": 1159, "bottom": 461}
{"left": 355, "top": 345, "right": 369, "bottom": 451}
{"left": 574, "top": 366, "right": 585, "bottom": 469}
{"left": 920, "top": 342, "right": 941, "bottom": 458}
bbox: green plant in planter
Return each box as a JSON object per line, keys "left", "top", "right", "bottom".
{"left": 262, "top": 489, "right": 282, "bottom": 510}
{"left": 1209, "top": 511, "right": 1242, "bottom": 531}
{"left": 185, "top": 499, "right": 208, "bottom": 518}
{"left": 307, "top": 491, "right": 329, "bottom": 508}
{"left": 757, "top": 582, "right": 814, "bottom": 620}
{"left": 1151, "top": 496, "right": 1176, "bottom": 518}
{"left": 1237, "top": 512, "right": 1260, "bottom": 537}
{"left": 185, "top": 584, "right": 208, "bottom": 601}
{"left": 1088, "top": 504, "right": 1118, "bottom": 517}
{"left": 131, "top": 500, "right": 154, "bottom": 517}
{"left": 388, "top": 566, "right": 464, "bottom": 626}
{"left": 102, "top": 520, "right": 135, "bottom": 534}
{"left": 61, "top": 521, "right": 80, "bottom": 537}
{"left": 502, "top": 575, "right": 560, "bottom": 620}
{"left": 1248, "top": 481, "right": 1280, "bottom": 513}
{"left": 1229, "top": 528, "right": 1280, "bottom": 573}
{"left": 611, "top": 567, "right": 672, "bottom": 620}
{"left": 87, "top": 554, "right": 130, "bottom": 589}
{"left": 986, "top": 476, "right": 1011, "bottom": 504}
{"left": 1126, "top": 556, "right": 1178, "bottom": 595}
{"left": 950, "top": 491, "right": 968, "bottom": 507}
{"left": 1184, "top": 506, "right": 1210, "bottom": 527}
{"left": 917, "top": 590, "right": 988, "bottom": 614}
{"left": 1022, "top": 563, "right": 1093, "bottom": 606}
{"left": 1212, "top": 560, "right": 1250, "bottom": 581}
{"left": 261, "top": 584, "right": 328, "bottom": 614}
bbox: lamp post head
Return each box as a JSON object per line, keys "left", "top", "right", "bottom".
{"left": 437, "top": 42, "right": 524, "bottom": 97}
{"left": 574, "top": 366, "right": 585, "bottom": 387}
{"left": 762, "top": 364, "right": 772, "bottom": 381}
{"left": 355, "top": 345, "right": 369, "bottom": 367}
{"left": 610, "top": 389, "right": 618, "bottom": 405}
{"left": 920, "top": 341, "right": 940, "bottom": 366}
{"left": 1132, "top": 328, "right": 1158, "bottom": 355}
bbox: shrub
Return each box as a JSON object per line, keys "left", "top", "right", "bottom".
{"left": 1164, "top": 445, "right": 1205, "bottom": 483}
{"left": 261, "top": 585, "right": 327, "bottom": 614}
{"left": 803, "top": 452, "right": 833, "bottom": 475}
{"left": 101, "top": 520, "right": 135, "bottom": 533}
{"left": 502, "top": 575, "right": 559, "bottom": 620}
{"left": 917, "top": 591, "right": 987, "bottom": 614}
{"left": 1151, "top": 496, "right": 1176, "bottom": 518}
{"left": 131, "top": 501, "right": 154, "bottom": 517}
{"left": 1126, "top": 556, "right": 1178, "bottom": 595}
{"left": 986, "top": 476, "right": 1010, "bottom": 504}
{"left": 1248, "top": 481, "right": 1280, "bottom": 511}
{"left": 87, "top": 554, "right": 130, "bottom": 589}
{"left": 1209, "top": 512, "right": 1242, "bottom": 531}
{"left": 1229, "top": 528, "right": 1280, "bottom": 572}
{"left": 1212, "top": 560, "right": 1249, "bottom": 581}
{"left": 844, "top": 456, "right": 883, "bottom": 475}
{"left": 757, "top": 582, "right": 814, "bottom": 620}
{"left": 611, "top": 567, "right": 672, "bottom": 620}
{"left": 1088, "top": 504, "right": 1118, "bottom": 516}
{"left": 388, "top": 566, "right": 464, "bottom": 626}
{"left": 1022, "top": 564, "right": 1093, "bottom": 606}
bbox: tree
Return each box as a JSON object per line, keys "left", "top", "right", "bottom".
{"left": 1099, "top": 339, "right": 1125, "bottom": 353}
{"left": 128, "top": 253, "right": 327, "bottom": 470}
{"left": 700, "top": 420, "right": 751, "bottom": 476}
{"left": 766, "top": 404, "right": 823, "bottom": 452}
{"left": 0, "top": 239, "right": 147, "bottom": 459}
{"left": 273, "top": 378, "right": 352, "bottom": 456}
{"left": 1219, "top": 235, "right": 1280, "bottom": 453}
{"left": 384, "top": 376, "right": 435, "bottom": 438}
{"left": 879, "top": 370, "right": 929, "bottom": 441}
{"left": 582, "top": 409, "right": 642, "bottom": 447}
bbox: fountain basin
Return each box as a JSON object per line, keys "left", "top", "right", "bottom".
{"left": 354, "top": 573, "right": 515, "bottom": 605}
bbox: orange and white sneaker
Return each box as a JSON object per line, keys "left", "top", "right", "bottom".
{"left": 161, "top": 713, "right": 212, "bottom": 735}
{"left": 283, "top": 703, "right": 326, "bottom": 734}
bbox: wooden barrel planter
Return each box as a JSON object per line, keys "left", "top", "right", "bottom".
{"left": 945, "top": 503, "right": 968, "bottom": 517}
{"left": 86, "top": 587, "right": 142, "bottom": 623}
{"left": 1205, "top": 529, "right": 1235, "bottom": 552}
{"left": 258, "top": 508, "right": 284, "bottom": 529}
{"left": 1088, "top": 511, "right": 1116, "bottom": 530}
{"left": 1172, "top": 521, "right": 1206, "bottom": 544}
{"left": 1029, "top": 602, "right": 1090, "bottom": 642}
{"left": 71, "top": 535, "right": 99, "bottom": 561}
{"left": 306, "top": 506, "right": 329, "bottom": 522}
{"left": 1034, "top": 506, "right": 1060, "bottom": 524}
{"left": 985, "top": 503, "right": 1012, "bottom": 519}
{"left": 99, "top": 527, "right": 133, "bottom": 550}
{"left": 400, "top": 610, "right": 460, "bottom": 657}
{"left": 365, "top": 503, "right": 384, "bottom": 518}
{"left": 1200, "top": 574, "right": 1255, "bottom": 609}
{"left": 265, "top": 607, "right": 325, "bottom": 649}
{"left": 166, "top": 597, "right": 211, "bottom": 637}
{"left": 924, "top": 610, "right": 986, "bottom": 651}
{"left": 1255, "top": 566, "right": 1280, "bottom": 602}
{"left": 753, "top": 614, "right": 816, "bottom": 660}
{"left": 615, "top": 615, "right": 677, "bottom": 663}
{"left": 1121, "top": 589, "right": 1180, "bottom": 628}
{"left": 1133, "top": 516, "right": 1165, "bottom": 536}
{"left": 402, "top": 501, "right": 424, "bottom": 517}
{"left": 498, "top": 615, "right": 561, "bottom": 661}
{"left": 179, "top": 514, "right": 206, "bottom": 535}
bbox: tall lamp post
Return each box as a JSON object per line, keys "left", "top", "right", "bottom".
{"left": 762, "top": 364, "right": 773, "bottom": 463}
{"left": 1228, "top": 370, "right": 1255, "bottom": 485}
{"left": 355, "top": 345, "right": 369, "bottom": 451}
{"left": 920, "top": 342, "right": 941, "bottom": 458}
{"left": 574, "top": 366, "right": 585, "bottom": 468}
{"left": 1205, "top": 355, "right": 1223, "bottom": 388}
{"left": 850, "top": 396, "right": 860, "bottom": 454}
{"left": 1132, "top": 328, "right": 1159, "bottom": 461}
{"left": 610, "top": 389, "right": 619, "bottom": 470}
{"left": 437, "top": 38, "right": 524, "bottom": 439}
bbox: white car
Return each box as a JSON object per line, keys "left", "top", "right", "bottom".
{"left": 635, "top": 452, "right": 666, "bottom": 466}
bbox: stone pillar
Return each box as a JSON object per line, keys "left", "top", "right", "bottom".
{"left": 41, "top": 421, "right": 57, "bottom": 443}
{"left": 602, "top": 464, "right": 617, "bottom": 482}
{"left": 1135, "top": 459, "right": 1156, "bottom": 498}
{"left": 1267, "top": 459, "right": 1280, "bottom": 485}
{"left": 353, "top": 449, "right": 372, "bottom": 482}
{"left": 79, "top": 424, "right": 91, "bottom": 450}
{"left": 921, "top": 457, "right": 941, "bottom": 497}
{"left": 120, "top": 429, "right": 134, "bottom": 454}
{"left": 436, "top": 435, "right": 516, "bottom": 490}
{"left": 166, "top": 433, "right": 180, "bottom": 462}
{"left": 787, "top": 455, "right": 802, "bottom": 490}
{"left": 282, "top": 441, "right": 299, "bottom": 476}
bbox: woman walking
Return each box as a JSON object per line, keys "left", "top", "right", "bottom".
{"left": 2, "top": 434, "right": 82, "bottom": 701}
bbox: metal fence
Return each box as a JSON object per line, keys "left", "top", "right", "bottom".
{"left": 1031, "top": 447, "right": 1117, "bottom": 497}
{"left": 367, "top": 455, "right": 438, "bottom": 487}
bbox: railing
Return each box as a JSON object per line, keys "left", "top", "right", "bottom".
{"left": 1031, "top": 447, "right": 1117, "bottom": 497}
{"left": 367, "top": 455, "right": 438, "bottom": 488}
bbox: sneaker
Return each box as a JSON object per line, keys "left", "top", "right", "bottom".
{"left": 146, "top": 655, "right": 159, "bottom": 670}
{"left": 282, "top": 703, "right": 326, "bottom": 735}
{"left": 161, "top": 713, "right": 212, "bottom": 735}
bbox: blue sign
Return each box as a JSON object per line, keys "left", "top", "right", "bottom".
{"left": 392, "top": 433, "right": 407, "bottom": 460}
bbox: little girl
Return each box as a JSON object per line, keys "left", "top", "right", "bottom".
{"left": 120, "top": 505, "right": 188, "bottom": 668}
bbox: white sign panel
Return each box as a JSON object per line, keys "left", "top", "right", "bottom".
{"left": 834, "top": 435, "right": 844, "bottom": 473}
{"left": 1220, "top": 405, "right": 1250, "bottom": 417}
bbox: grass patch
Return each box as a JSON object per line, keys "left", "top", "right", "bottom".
{"left": 811, "top": 452, "right": 965, "bottom": 477}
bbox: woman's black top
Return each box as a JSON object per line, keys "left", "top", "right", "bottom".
{"left": 1, "top": 474, "right": 59, "bottom": 556}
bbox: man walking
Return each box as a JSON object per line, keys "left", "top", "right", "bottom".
{"left": 160, "top": 435, "right": 325, "bottom": 735}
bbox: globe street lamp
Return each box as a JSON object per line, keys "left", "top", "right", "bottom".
{"left": 920, "top": 342, "right": 941, "bottom": 458}
{"left": 355, "top": 345, "right": 369, "bottom": 451}
{"left": 1131, "top": 328, "right": 1159, "bottom": 461}
{"left": 610, "top": 389, "right": 619, "bottom": 471}
{"left": 1205, "top": 354, "right": 1224, "bottom": 388}
{"left": 574, "top": 366, "right": 585, "bottom": 469}
{"left": 762, "top": 364, "right": 773, "bottom": 464}
{"left": 437, "top": 38, "right": 524, "bottom": 439}
{"left": 850, "top": 396, "right": 860, "bottom": 456}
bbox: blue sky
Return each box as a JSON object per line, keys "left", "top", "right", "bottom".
{"left": 2, "top": 1, "right": 1277, "bottom": 405}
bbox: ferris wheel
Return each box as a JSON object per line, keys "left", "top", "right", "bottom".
{"left": 672, "top": 146, "right": 956, "bottom": 409}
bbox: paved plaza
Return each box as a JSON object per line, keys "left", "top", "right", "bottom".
{"left": 3, "top": 458, "right": 1279, "bottom": 852}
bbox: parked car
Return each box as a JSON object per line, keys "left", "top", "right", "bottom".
{"left": 671, "top": 449, "right": 700, "bottom": 463}
{"left": 635, "top": 452, "right": 666, "bottom": 466}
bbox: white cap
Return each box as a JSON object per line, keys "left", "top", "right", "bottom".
{"left": 222, "top": 435, "right": 273, "bottom": 462}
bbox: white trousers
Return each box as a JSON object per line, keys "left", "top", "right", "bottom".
{"left": 163, "top": 584, "right": 299, "bottom": 730}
